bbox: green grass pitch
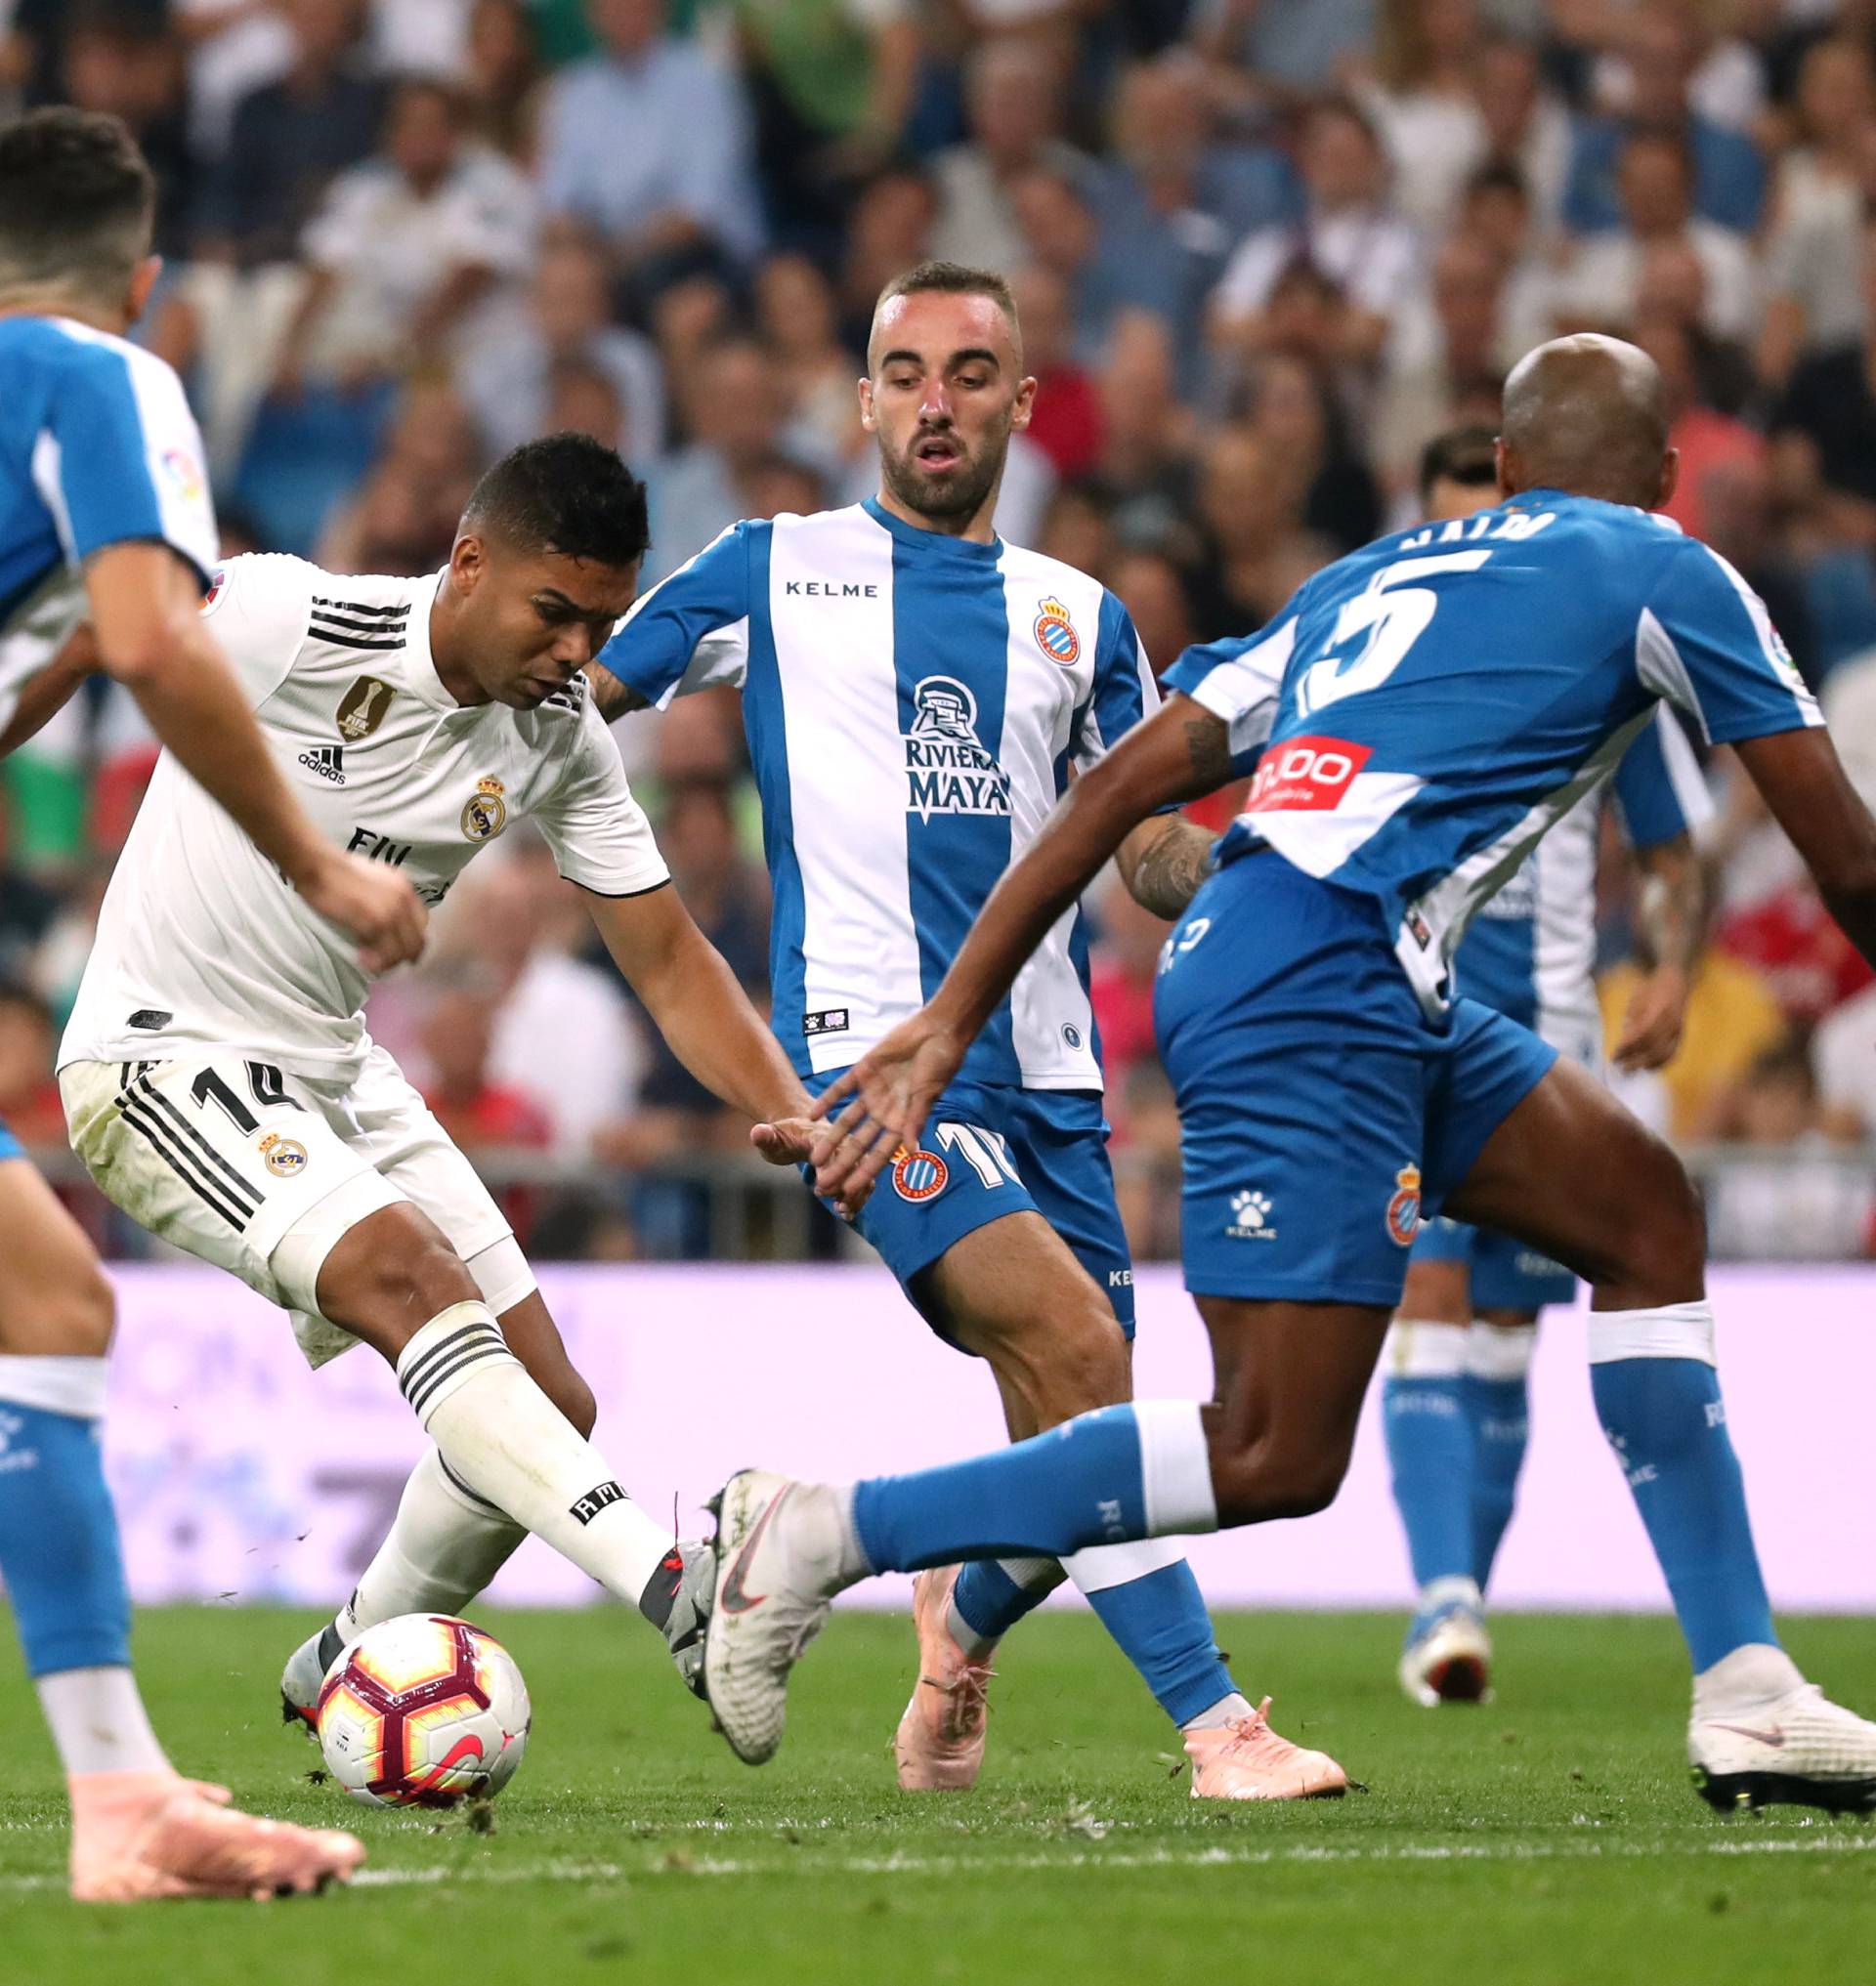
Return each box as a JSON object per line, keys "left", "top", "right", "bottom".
{"left": 4, "top": 1606, "right": 1872, "bottom": 1984}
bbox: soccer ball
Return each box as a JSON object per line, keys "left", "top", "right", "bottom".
{"left": 316, "top": 1613, "right": 531, "bottom": 1809}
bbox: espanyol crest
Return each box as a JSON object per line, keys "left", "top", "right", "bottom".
{"left": 891, "top": 1147, "right": 950, "bottom": 1202}
{"left": 1033, "top": 597, "right": 1080, "bottom": 666}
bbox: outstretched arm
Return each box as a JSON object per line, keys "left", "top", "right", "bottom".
{"left": 1610, "top": 831, "right": 1706, "bottom": 1072}
{"left": 0, "top": 625, "right": 95, "bottom": 758}
{"left": 1114, "top": 812, "right": 1216, "bottom": 921}
{"left": 1732, "top": 728, "right": 1876, "bottom": 965}
{"left": 580, "top": 881, "right": 836, "bottom": 1184}
{"left": 808, "top": 694, "right": 1234, "bottom": 1200}
{"left": 583, "top": 665, "right": 650, "bottom": 723}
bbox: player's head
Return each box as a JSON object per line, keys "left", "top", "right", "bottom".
{"left": 442, "top": 433, "right": 650, "bottom": 709}
{"left": 0, "top": 107, "right": 159, "bottom": 325}
{"left": 1497, "top": 333, "right": 1679, "bottom": 512}
{"left": 1419, "top": 423, "right": 1500, "bottom": 521}
{"left": 861, "top": 261, "right": 1035, "bottom": 530}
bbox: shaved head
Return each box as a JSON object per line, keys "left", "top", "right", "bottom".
{"left": 1498, "top": 333, "right": 1676, "bottom": 511}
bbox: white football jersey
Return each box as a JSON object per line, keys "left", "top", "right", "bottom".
{"left": 62, "top": 556, "right": 669, "bottom": 1078}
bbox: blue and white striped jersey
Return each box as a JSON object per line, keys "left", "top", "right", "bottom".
{"left": 1163, "top": 490, "right": 1817, "bottom": 1016}
{"left": 595, "top": 498, "right": 1159, "bottom": 1089}
{"left": 0, "top": 316, "right": 217, "bottom": 739}
{"left": 1459, "top": 705, "right": 1711, "bottom": 1062}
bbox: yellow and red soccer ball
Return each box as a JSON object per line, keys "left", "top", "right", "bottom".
{"left": 316, "top": 1614, "right": 531, "bottom": 1808}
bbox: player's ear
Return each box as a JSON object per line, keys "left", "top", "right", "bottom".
{"left": 1654, "top": 445, "right": 1681, "bottom": 513}
{"left": 1493, "top": 436, "right": 1514, "bottom": 498}
{"left": 1010, "top": 374, "right": 1038, "bottom": 434}
{"left": 857, "top": 375, "right": 876, "bottom": 433}
{"left": 125, "top": 255, "right": 162, "bottom": 326}
{"left": 449, "top": 531, "right": 485, "bottom": 592}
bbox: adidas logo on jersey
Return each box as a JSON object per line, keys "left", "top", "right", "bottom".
{"left": 298, "top": 744, "right": 346, "bottom": 784}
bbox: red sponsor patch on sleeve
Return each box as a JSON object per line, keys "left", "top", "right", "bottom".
{"left": 1243, "top": 736, "right": 1373, "bottom": 813}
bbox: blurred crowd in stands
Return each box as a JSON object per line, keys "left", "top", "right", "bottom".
{"left": 6, "top": 0, "right": 1876, "bottom": 1259}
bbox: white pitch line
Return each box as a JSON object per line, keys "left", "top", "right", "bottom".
{"left": 2, "top": 1830, "right": 1873, "bottom": 1895}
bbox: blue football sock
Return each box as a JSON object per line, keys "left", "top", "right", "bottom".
{"left": 0, "top": 1391, "right": 133, "bottom": 1677}
{"left": 1384, "top": 1373, "right": 1475, "bottom": 1590}
{"left": 1463, "top": 1373, "right": 1529, "bottom": 1591}
{"left": 952, "top": 1557, "right": 1059, "bottom": 1648}
{"left": 851, "top": 1401, "right": 1215, "bottom": 1574}
{"left": 1590, "top": 1320, "right": 1776, "bottom": 1673}
{"left": 1072, "top": 1549, "right": 1237, "bottom": 1726}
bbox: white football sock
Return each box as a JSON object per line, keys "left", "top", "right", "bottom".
{"left": 1182, "top": 1693, "right": 1256, "bottom": 1731}
{"left": 396, "top": 1304, "right": 670, "bottom": 1607}
{"left": 37, "top": 1667, "right": 169, "bottom": 1780}
{"left": 337, "top": 1448, "right": 525, "bottom": 1639}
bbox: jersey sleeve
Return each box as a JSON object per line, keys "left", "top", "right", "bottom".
{"left": 1610, "top": 704, "right": 1714, "bottom": 849}
{"left": 1071, "top": 592, "right": 1160, "bottom": 774}
{"left": 593, "top": 522, "right": 756, "bottom": 709}
{"left": 1161, "top": 613, "right": 1300, "bottom": 773}
{"left": 36, "top": 340, "right": 218, "bottom": 586}
{"left": 533, "top": 699, "right": 673, "bottom": 897}
{"left": 1640, "top": 538, "right": 1822, "bottom": 746}
{"left": 196, "top": 553, "right": 317, "bottom": 707}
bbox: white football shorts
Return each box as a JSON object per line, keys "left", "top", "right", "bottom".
{"left": 60, "top": 1043, "right": 534, "bottom": 1367}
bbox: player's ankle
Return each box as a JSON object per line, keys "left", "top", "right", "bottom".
{"left": 1692, "top": 1642, "right": 1806, "bottom": 1717}
{"left": 1182, "top": 1691, "right": 1254, "bottom": 1732}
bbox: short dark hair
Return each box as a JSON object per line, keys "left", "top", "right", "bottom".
{"left": 0, "top": 107, "right": 155, "bottom": 298}
{"left": 1419, "top": 423, "right": 1500, "bottom": 507}
{"left": 874, "top": 259, "right": 1020, "bottom": 347}
{"left": 460, "top": 433, "right": 650, "bottom": 567}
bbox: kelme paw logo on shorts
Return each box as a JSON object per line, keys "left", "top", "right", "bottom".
{"left": 1226, "top": 1190, "right": 1276, "bottom": 1240}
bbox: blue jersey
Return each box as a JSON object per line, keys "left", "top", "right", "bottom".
{"left": 1164, "top": 490, "right": 1818, "bottom": 1015}
{"left": 1458, "top": 703, "right": 1711, "bottom": 1058}
{"left": 595, "top": 499, "right": 1159, "bottom": 1090}
{"left": 0, "top": 315, "right": 217, "bottom": 740}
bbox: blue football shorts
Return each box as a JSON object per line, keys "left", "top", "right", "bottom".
{"left": 1155, "top": 850, "right": 1558, "bottom": 1309}
{"left": 0, "top": 1114, "right": 22, "bottom": 1163}
{"left": 806, "top": 1072, "right": 1136, "bottom": 1338}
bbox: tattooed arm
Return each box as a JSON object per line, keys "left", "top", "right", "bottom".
{"left": 806, "top": 695, "right": 1236, "bottom": 1202}
{"left": 1115, "top": 815, "right": 1217, "bottom": 920}
{"left": 582, "top": 663, "right": 651, "bottom": 723}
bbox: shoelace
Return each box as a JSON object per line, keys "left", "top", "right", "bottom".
{"left": 920, "top": 1663, "right": 997, "bottom": 1742}
{"left": 1215, "top": 1697, "right": 1287, "bottom": 1759}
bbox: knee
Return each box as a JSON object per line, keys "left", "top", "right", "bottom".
{"left": 324, "top": 1223, "right": 479, "bottom": 1346}
{"left": 1604, "top": 1135, "right": 1706, "bottom": 1300}
{"left": 1028, "top": 1302, "right": 1132, "bottom": 1418}
{"left": 1212, "top": 1439, "right": 1350, "bottom": 1527}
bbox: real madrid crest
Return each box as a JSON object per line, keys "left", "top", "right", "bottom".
{"left": 258, "top": 1131, "right": 309, "bottom": 1178}
{"left": 336, "top": 676, "right": 397, "bottom": 742}
{"left": 461, "top": 774, "right": 508, "bottom": 842}
{"left": 1033, "top": 597, "right": 1081, "bottom": 667}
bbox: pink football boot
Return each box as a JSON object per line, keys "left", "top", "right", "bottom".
{"left": 893, "top": 1566, "right": 996, "bottom": 1792}
{"left": 68, "top": 1772, "right": 365, "bottom": 1902}
{"left": 1183, "top": 1698, "right": 1349, "bottom": 1801}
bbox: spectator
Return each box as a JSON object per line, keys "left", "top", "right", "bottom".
{"left": 1555, "top": 130, "right": 1756, "bottom": 343}
{"left": 1358, "top": 0, "right": 1489, "bottom": 235}
{"left": 458, "top": 234, "right": 665, "bottom": 466}
{"left": 1008, "top": 161, "right": 1102, "bottom": 361}
{"left": 835, "top": 161, "right": 936, "bottom": 351}
{"left": 725, "top": 0, "right": 920, "bottom": 252}
{"left": 1813, "top": 979, "right": 1876, "bottom": 1138}
{"left": 62, "top": 4, "right": 194, "bottom": 262}
{"left": 1758, "top": 34, "right": 1876, "bottom": 391}
{"left": 537, "top": 0, "right": 763, "bottom": 280}
{"left": 1010, "top": 265, "right": 1103, "bottom": 483}
{"left": 1180, "top": 426, "right": 1334, "bottom": 643}
{"left": 463, "top": 0, "right": 543, "bottom": 161}
{"left": 1109, "top": 548, "right": 1196, "bottom": 676}
{"left": 1559, "top": 0, "right": 1766, "bottom": 235}
{"left": 0, "top": 805, "right": 59, "bottom": 990}
{"left": 1635, "top": 311, "right": 1764, "bottom": 545}
{"left": 1471, "top": 32, "right": 1574, "bottom": 240}
{"left": 753, "top": 252, "right": 862, "bottom": 472}
{"left": 316, "top": 375, "right": 482, "bottom": 572}
{"left": 0, "top": 983, "right": 61, "bottom": 1147}
{"left": 1191, "top": 0, "right": 1377, "bottom": 100}
{"left": 273, "top": 77, "right": 536, "bottom": 398}
{"left": 1086, "top": 52, "right": 1299, "bottom": 387}
{"left": 1212, "top": 96, "right": 1421, "bottom": 372}
{"left": 1771, "top": 205, "right": 1876, "bottom": 550}
{"left": 1703, "top": 1042, "right": 1875, "bottom": 1262}
{"left": 1093, "top": 309, "right": 1198, "bottom": 546}
{"left": 1376, "top": 233, "right": 1510, "bottom": 498}
{"left": 195, "top": 0, "right": 385, "bottom": 269}
{"left": 929, "top": 37, "right": 1084, "bottom": 275}
{"left": 1456, "top": 161, "right": 1558, "bottom": 357}
{"left": 420, "top": 978, "right": 554, "bottom": 1159}
{"left": 1242, "top": 351, "right": 1381, "bottom": 552}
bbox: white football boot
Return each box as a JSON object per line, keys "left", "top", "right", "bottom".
{"left": 1398, "top": 1578, "right": 1493, "bottom": 1708}
{"left": 1688, "top": 1644, "right": 1876, "bottom": 1814}
{"left": 279, "top": 1621, "right": 349, "bottom": 1735}
{"left": 703, "top": 1469, "right": 858, "bottom": 1764}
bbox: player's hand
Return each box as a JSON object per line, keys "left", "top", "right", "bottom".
{"left": 749, "top": 1117, "right": 876, "bottom": 1217}
{"left": 1611, "top": 963, "right": 1690, "bottom": 1073}
{"left": 298, "top": 852, "right": 428, "bottom": 973}
{"left": 807, "top": 1012, "right": 968, "bottom": 1207}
